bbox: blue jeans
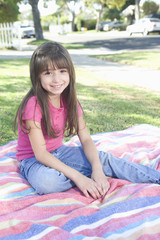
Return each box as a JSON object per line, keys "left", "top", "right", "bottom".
{"left": 19, "top": 145, "right": 160, "bottom": 194}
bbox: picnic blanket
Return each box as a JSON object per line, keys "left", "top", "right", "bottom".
{"left": 0, "top": 124, "right": 160, "bottom": 240}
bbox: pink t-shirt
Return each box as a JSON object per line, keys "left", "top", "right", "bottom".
{"left": 16, "top": 96, "right": 82, "bottom": 161}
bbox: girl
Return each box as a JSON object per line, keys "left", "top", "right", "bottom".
{"left": 15, "top": 41, "right": 160, "bottom": 199}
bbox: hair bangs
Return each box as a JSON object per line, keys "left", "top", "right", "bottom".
{"left": 36, "top": 55, "right": 70, "bottom": 76}
{"left": 36, "top": 55, "right": 53, "bottom": 75}
{"left": 51, "top": 54, "right": 70, "bottom": 71}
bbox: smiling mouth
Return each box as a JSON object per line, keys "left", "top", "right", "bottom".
{"left": 51, "top": 84, "right": 63, "bottom": 90}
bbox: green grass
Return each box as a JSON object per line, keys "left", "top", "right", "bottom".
{"left": 1, "top": 58, "right": 160, "bottom": 146}
{"left": 76, "top": 68, "right": 160, "bottom": 135}
{"left": 91, "top": 51, "right": 160, "bottom": 70}
{"left": 0, "top": 59, "right": 30, "bottom": 145}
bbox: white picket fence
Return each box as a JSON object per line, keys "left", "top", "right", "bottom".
{"left": 0, "top": 22, "right": 22, "bottom": 50}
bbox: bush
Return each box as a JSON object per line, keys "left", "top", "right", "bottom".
{"left": 81, "top": 19, "right": 97, "bottom": 30}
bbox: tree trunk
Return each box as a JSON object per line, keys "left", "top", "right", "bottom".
{"left": 71, "top": 11, "right": 76, "bottom": 31}
{"left": 135, "top": 0, "right": 140, "bottom": 21}
{"left": 28, "top": 0, "right": 44, "bottom": 40}
{"left": 96, "top": 8, "right": 103, "bottom": 32}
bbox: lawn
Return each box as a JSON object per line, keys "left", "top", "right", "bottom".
{"left": 92, "top": 51, "right": 160, "bottom": 70}
{"left": 1, "top": 58, "right": 160, "bottom": 146}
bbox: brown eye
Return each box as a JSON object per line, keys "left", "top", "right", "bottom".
{"left": 43, "top": 71, "right": 51, "bottom": 75}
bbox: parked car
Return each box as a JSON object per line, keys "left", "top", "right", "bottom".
{"left": 126, "top": 18, "right": 160, "bottom": 36}
{"left": 103, "top": 21, "right": 126, "bottom": 31}
{"left": 20, "top": 25, "right": 35, "bottom": 38}
{"left": 98, "top": 21, "right": 112, "bottom": 31}
{"left": 146, "top": 14, "right": 160, "bottom": 19}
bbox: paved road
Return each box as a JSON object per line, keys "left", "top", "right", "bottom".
{"left": 0, "top": 32, "right": 160, "bottom": 92}
{"left": 83, "top": 36, "right": 160, "bottom": 51}
{"left": 44, "top": 31, "right": 160, "bottom": 51}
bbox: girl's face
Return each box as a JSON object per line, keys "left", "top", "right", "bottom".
{"left": 40, "top": 63, "right": 70, "bottom": 99}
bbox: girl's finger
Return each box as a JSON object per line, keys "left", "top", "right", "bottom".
{"left": 83, "top": 189, "right": 90, "bottom": 198}
{"left": 89, "top": 185, "right": 102, "bottom": 199}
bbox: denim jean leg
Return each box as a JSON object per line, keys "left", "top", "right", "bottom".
{"left": 54, "top": 145, "right": 92, "bottom": 177}
{"left": 19, "top": 157, "right": 75, "bottom": 194}
{"left": 99, "top": 151, "right": 160, "bottom": 184}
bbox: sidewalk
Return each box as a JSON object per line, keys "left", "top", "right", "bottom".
{"left": 0, "top": 44, "right": 160, "bottom": 92}
{"left": 70, "top": 48, "right": 160, "bottom": 92}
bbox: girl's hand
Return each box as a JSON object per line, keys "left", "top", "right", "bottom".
{"left": 74, "top": 173, "right": 106, "bottom": 199}
{"left": 91, "top": 170, "right": 110, "bottom": 197}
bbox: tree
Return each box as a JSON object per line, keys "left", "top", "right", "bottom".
{"left": 106, "top": 0, "right": 127, "bottom": 10}
{"left": 28, "top": 0, "right": 44, "bottom": 39}
{"left": 135, "top": 0, "right": 140, "bottom": 20}
{"left": 0, "top": 0, "right": 20, "bottom": 23}
{"left": 103, "top": 7, "right": 121, "bottom": 21}
{"left": 107, "top": 0, "right": 141, "bottom": 20}
{"left": 107, "top": 0, "right": 140, "bottom": 20}
{"left": 142, "top": 1, "right": 159, "bottom": 16}
{"left": 121, "top": 0, "right": 135, "bottom": 23}
{"left": 84, "top": 0, "right": 141, "bottom": 31}
{"left": 83, "top": 0, "right": 108, "bottom": 31}
{"left": 55, "top": 0, "right": 81, "bottom": 31}
{"left": 22, "top": 0, "right": 44, "bottom": 39}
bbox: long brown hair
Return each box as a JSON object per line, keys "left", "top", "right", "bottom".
{"left": 15, "top": 41, "right": 81, "bottom": 138}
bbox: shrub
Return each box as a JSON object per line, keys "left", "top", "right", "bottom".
{"left": 81, "top": 19, "right": 97, "bottom": 30}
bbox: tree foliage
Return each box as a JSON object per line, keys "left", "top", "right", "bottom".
{"left": 142, "top": 1, "right": 159, "bottom": 16}
{"left": 106, "top": 0, "right": 127, "bottom": 10}
{"left": 106, "top": 0, "right": 141, "bottom": 21}
{"left": 103, "top": 7, "right": 121, "bottom": 21}
{"left": 0, "top": 0, "right": 20, "bottom": 23}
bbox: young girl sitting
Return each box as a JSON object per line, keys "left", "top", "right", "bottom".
{"left": 15, "top": 41, "right": 160, "bottom": 199}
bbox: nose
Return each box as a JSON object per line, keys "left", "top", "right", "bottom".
{"left": 52, "top": 72, "right": 59, "bottom": 83}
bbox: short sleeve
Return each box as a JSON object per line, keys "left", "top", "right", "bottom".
{"left": 78, "top": 102, "right": 83, "bottom": 117}
{"left": 22, "top": 96, "right": 42, "bottom": 123}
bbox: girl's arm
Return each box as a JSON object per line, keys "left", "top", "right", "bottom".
{"left": 26, "top": 120, "right": 80, "bottom": 179}
{"left": 26, "top": 120, "right": 103, "bottom": 199}
{"left": 78, "top": 116, "right": 110, "bottom": 196}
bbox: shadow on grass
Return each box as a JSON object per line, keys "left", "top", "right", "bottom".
{"left": 0, "top": 59, "right": 30, "bottom": 69}
{"left": 0, "top": 76, "right": 30, "bottom": 94}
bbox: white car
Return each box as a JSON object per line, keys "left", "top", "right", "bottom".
{"left": 126, "top": 18, "right": 160, "bottom": 36}
{"left": 20, "top": 25, "right": 35, "bottom": 38}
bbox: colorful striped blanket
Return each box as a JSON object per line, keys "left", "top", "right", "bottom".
{"left": 0, "top": 124, "right": 160, "bottom": 240}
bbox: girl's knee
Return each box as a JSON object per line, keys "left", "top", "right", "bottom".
{"left": 33, "top": 172, "right": 73, "bottom": 195}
